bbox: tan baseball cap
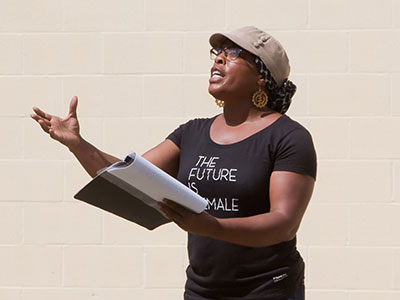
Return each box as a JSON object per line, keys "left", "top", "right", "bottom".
{"left": 209, "top": 26, "right": 290, "bottom": 87}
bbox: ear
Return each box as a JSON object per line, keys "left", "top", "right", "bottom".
{"left": 257, "top": 77, "right": 266, "bottom": 88}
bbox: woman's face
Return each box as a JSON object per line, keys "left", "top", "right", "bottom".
{"left": 208, "top": 41, "right": 261, "bottom": 101}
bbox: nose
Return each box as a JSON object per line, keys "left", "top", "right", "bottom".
{"left": 214, "top": 52, "right": 225, "bottom": 64}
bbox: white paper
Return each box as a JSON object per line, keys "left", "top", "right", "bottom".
{"left": 106, "top": 153, "right": 207, "bottom": 213}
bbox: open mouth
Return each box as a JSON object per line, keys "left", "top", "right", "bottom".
{"left": 211, "top": 69, "right": 223, "bottom": 79}
{"left": 210, "top": 66, "right": 225, "bottom": 82}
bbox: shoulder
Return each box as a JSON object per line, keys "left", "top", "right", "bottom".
{"left": 175, "top": 116, "right": 218, "bottom": 133}
{"left": 187, "top": 116, "right": 218, "bottom": 126}
{"left": 166, "top": 115, "right": 218, "bottom": 147}
{"left": 271, "top": 115, "right": 317, "bottom": 179}
{"left": 272, "top": 115, "right": 315, "bottom": 149}
{"left": 273, "top": 114, "right": 312, "bottom": 138}
{"left": 262, "top": 115, "right": 314, "bottom": 150}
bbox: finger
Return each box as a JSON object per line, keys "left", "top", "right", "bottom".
{"left": 31, "top": 114, "right": 51, "bottom": 126}
{"left": 161, "top": 200, "right": 185, "bottom": 217}
{"left": 159, "top": 202, "right": 184, "bottom": 220}
{"left": 159, "top": 205, "right": 173, "bottom": 220}
{"left": 69, "top": 96, "right": 78, "bottom": 118}
{"left": 32, "top": 106, "right": 52, "bottom": 121}
{"left": 163, "top": 199, "right": 191, "bottom": 216}
{"left": 30, "top": 113, "right": 41, "bottom": 122}
{"left": 48, "top": 127, "right": 57, "bottom": 139}
{"left": 37, "top": 119, "right": 50, "bottom": 133}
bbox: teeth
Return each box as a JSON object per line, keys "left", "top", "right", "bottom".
{"left": 212, "top": 70, "right": 222, "bottom": 76}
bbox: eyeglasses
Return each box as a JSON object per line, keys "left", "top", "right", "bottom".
{"left": 210, "top": 46, "right": 243, "bottom": 61}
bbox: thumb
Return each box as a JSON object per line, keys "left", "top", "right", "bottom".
{"left": 69, "top": 96, "right": 78, "bottom": 118}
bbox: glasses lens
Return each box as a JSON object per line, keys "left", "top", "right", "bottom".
{"left": 210, "top": 48, "right": 221, "bottom": 60}
{"left": 225, "top": 47, "right": 242, "bottom": 60}
{"left": 210, "top": 47, "right": 242, "bottom": 60}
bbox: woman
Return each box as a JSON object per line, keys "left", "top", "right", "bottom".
{"left": 31, "top": 26, "right": 316, "bottom": 300}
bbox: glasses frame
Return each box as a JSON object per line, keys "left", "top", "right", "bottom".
{"left": 209, "top": 46, "right": 243, "bottom": 61}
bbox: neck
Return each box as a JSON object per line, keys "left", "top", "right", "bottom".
{"left": 222, "top": 100, "right": 275, "bottom": 126}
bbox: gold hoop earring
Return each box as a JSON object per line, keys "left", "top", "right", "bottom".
{"left": 215, "top": 99, "right": 224, "bottom": 108}
{"left": 252, "top": 88, "right": 268, "bottom": 108}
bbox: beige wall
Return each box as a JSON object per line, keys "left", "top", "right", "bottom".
{"left": 1, "top": 0, "right": 399, "bottom": 299}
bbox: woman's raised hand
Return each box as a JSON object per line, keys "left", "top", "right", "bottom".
{"left": 31, "top": 96, "right": 81, "bottom": 150}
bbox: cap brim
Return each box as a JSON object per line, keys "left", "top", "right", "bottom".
{"left": 209, "top": 33, "right": 258, "bottom": 59}
{"left": 209, "top": 33, "right": 230, "bottom": 48}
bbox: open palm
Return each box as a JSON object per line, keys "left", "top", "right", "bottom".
{"left": 31, "top": 96, "right": 81, "bottom": 149}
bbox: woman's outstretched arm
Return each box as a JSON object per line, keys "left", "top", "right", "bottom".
{"left": 32, "top": 96, "right": 180, "bottom": 178}
{"left": 31, "top": 96, "right": 121, "bottom": 177}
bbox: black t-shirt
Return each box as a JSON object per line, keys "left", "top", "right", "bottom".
{"left": 167, "top": 114, "right": 317, "bottom": 300}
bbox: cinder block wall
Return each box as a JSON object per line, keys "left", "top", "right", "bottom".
{"left": 1, "top": 0, "right": 399, "bottom": 299}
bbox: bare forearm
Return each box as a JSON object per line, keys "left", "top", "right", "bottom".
{"left": 209, "top": 172, "right": 314, "bottom": 248}
{"left": 159, "top": 200, "right": 299, "bottom": 248}
{"left": 210, "top": 212, "right": 297, "bottom": 248}
{"left": 69, "top": 137, "right": 121, "bottom": 178}
{"left": 160, "top": 173, "right": 313, "bottom": 248}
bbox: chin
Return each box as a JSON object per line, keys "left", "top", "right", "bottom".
{"left": 208, "top": 85, "right": 225, "bottom": 100}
